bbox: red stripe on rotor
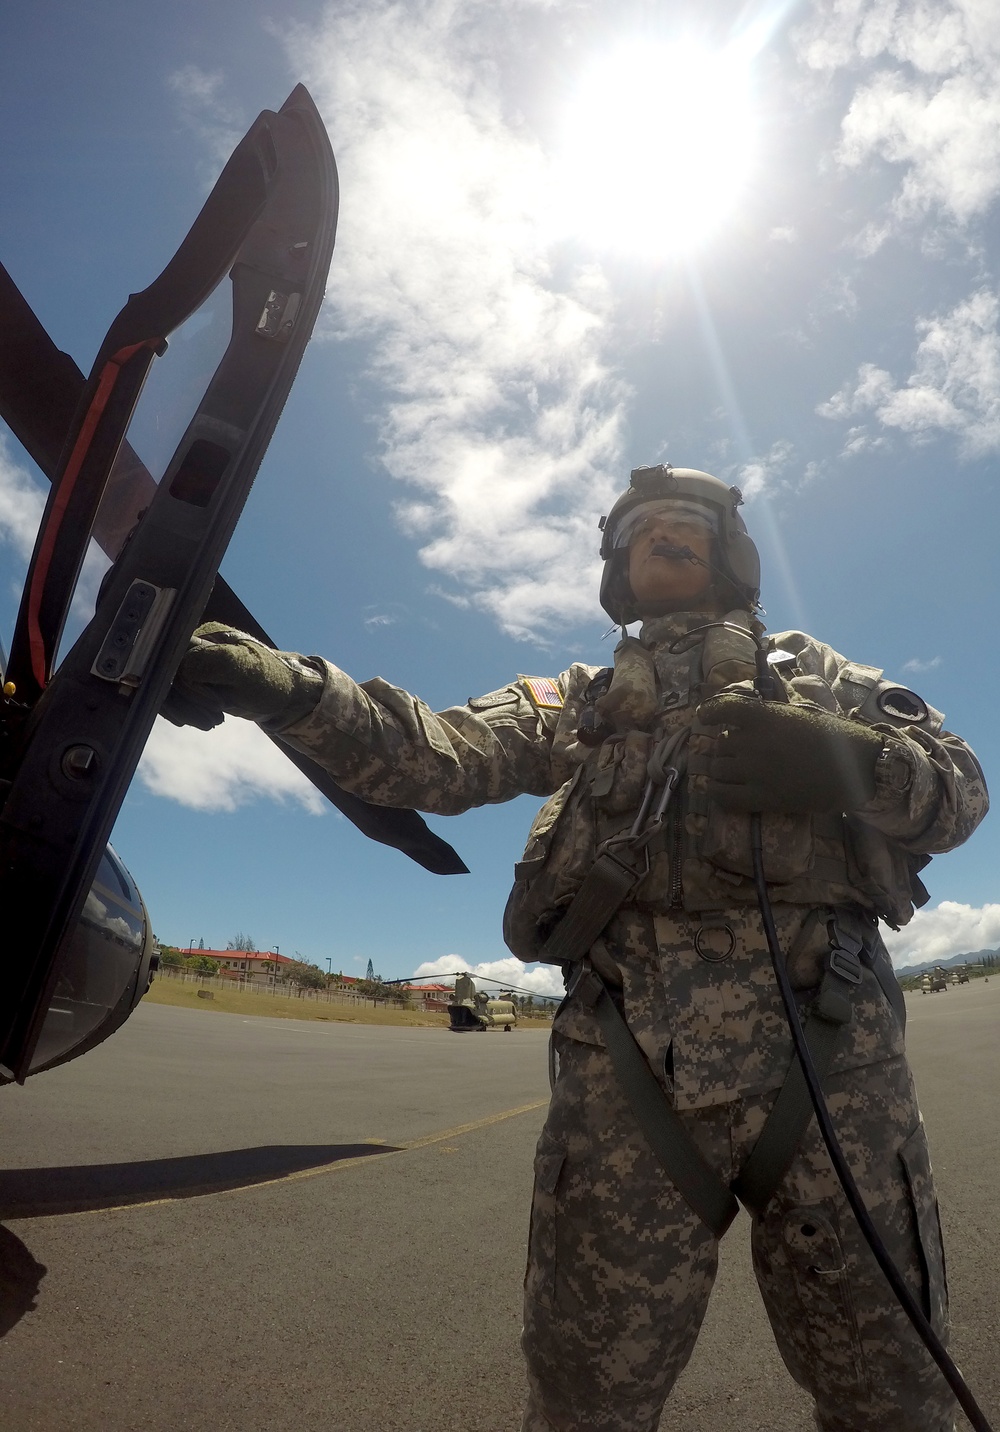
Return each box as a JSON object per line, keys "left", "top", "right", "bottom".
{"left": 26, "top": 340, "right": 158, "bottom": 689}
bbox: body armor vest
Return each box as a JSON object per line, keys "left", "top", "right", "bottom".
{"left": 503, "top": 613, "right": 925, "bottom": 964}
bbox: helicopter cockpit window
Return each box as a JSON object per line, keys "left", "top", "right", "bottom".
{"left": 51, "top": 295, "right": 236, "bottom": 672}
{"left": 96, "top": 845, "right": 132, "bottom": 902}
{"left": 119, "top": 300, "right": 234, "bottom": 486}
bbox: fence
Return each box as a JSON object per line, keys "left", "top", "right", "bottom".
{"left": 154, "top": 966, "right": 556, "bottom": 1018}
{"left": 154, "top": 966, "right": 408, "bottom": 1009}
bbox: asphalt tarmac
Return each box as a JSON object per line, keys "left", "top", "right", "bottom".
{"left": 0, "top": 980, "right": 998, "bottom": 1431}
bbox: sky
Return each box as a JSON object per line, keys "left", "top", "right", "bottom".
{"left": 1, "top": 0, "right": 999, "bottom": 995}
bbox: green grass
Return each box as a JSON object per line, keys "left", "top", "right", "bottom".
{"left": 143, "top": 979, "right": 552, "bottom": 1029}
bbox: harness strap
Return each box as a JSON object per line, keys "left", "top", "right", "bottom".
{"left": 733, "top": 913, "right": 866, "bottom": 1216}
{"left": 540, "top": 849, "right": 646, "bottom": 966}
{"left": 862, "top": 934, "right": 907, "bottom": 1033}
{"left": 571, "top": 965, "right": 740, "bottom": 1239}
{"left": 539, "top": 792, "right": 904, "bottom": 1230}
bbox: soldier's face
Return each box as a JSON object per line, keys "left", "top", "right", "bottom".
{"left": 627, "top": 510, "right": 715, "bottom": 609}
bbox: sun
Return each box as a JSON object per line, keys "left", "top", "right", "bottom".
{"left": 549, "top": 41, "right": 759, "bottom": 259}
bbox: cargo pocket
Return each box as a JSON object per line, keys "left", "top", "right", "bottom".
{"left": 754, "top": 1203, "right": 869, "bottom": 1396}
{"left": 524, "top": 1146, "right": 566, "bottom": 1311}
{"left": 898, "top": 1123, "right": 949, "bottom": 1338}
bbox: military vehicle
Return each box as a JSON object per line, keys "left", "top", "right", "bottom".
{"left": 486, "top": 995, "right": 519, "bottom": 1031}
{"left": 0, "top": 86, "right": 465, "bottom": 1085}
{"left": 447, "top": 973, "right": 518, "bottom": 1031}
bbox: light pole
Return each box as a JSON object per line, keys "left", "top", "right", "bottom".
{"left": 271, "top": 945, "right": 279, "bottom": 991}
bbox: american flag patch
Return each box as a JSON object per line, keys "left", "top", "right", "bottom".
{"left": 521, "top": 676, "right": 564, "bottom": 710}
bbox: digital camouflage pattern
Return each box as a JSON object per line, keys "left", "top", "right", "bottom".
{"left": 278, "top": 610, "right": 986, "bottom": 1431}
{"left": 282, "top": 613, "right": 987, "bottom": 915}
{"left": 521, "top": 1030, "right": 953, "bottom": 1432}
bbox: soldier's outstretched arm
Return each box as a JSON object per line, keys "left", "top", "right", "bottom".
{"left": 171, "top": 622, "right": 593, "bottom": 815}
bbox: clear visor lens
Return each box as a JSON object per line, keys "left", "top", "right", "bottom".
{"left": 613, "top": 499, "right": 718, "bottom": 550}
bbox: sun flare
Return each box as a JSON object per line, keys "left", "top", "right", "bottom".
{"left": 550, "top": 42, "right": 759, "bottom": 258}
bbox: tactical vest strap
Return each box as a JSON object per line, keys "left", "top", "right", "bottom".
{"left": 571, "top": 965, "right": 740, "bottom": 1239}
{"left": 539, "top": 849, "right": 647, "bottom": 966}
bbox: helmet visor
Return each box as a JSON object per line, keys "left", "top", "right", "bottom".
{"left": 610, "top": 499, "right": 718, "bottom": 551}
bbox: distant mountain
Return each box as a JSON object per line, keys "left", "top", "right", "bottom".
{"left": 893, "top": 948, "right": 999, "bottom": 978}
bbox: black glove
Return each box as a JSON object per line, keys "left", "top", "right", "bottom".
{"left": 164, "top": 623, "right": 325, "bottom": 730}
{"left": 698, "top": 693, "right": 883, "bottom": 813}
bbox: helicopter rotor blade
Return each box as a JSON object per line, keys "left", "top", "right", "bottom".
{"left": 0, "top": 261, "right": 466, "bottom": 876}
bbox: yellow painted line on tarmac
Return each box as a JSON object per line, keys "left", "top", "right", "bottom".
{"left": 403, "top": 1100, "right": 548, "bottom": 1152}
{"left": 20, "top": 1098, "right": 550, "bottom": 1221}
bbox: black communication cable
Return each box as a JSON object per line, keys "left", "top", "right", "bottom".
{"left": 750, "top": 824, "right": 993, "bottom": 1430}
{"left": 746, "top": 635, "right": 991, "bottom": 1428}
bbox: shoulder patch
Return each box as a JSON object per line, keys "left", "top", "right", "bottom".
{"left": 467, "top": 688, "right": 520, "bottom": 711}
{"left": 520, "top": 675, "right": 564, "bottom": 711}
{"left": 876, "top": 687, "right": 929, "bottom": 724}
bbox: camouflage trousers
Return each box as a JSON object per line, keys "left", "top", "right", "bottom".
{"left": 520, "top": 1032, "right": 953, "bottom": 1432}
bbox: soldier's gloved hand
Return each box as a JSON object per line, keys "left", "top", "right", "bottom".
{"left": 164, "top": 622, "right": 325, "bottom": 731}
{"left": 697, "top": 693, "right": 884, "bottom": 813}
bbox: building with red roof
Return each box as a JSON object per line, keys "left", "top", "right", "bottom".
{"left": 183, "top": 948, "right": 295, "bottom": 986}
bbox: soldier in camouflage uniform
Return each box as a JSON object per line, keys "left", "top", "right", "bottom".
{"left": 174, "top": 465, "right": 988, "bottom": 1432}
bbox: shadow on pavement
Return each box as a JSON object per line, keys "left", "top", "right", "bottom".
{"left": 0, "top": 1224, "right": 46, "bottom": 1337}
{"left": 0, "top": 1142, "right": 402, "bottom": 1218}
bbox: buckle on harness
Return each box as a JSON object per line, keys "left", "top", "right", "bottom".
{"left": 826, "top": 914, "right": 863, "bottom": 984}
{"left": 828, "top": 947, "right": 863, "bottom": 984}
{"left": 566, "top": 962, "right": 605, "bottom": 1010}
{"left": 811, "top": 914, "right": 864, "bottom": 1025}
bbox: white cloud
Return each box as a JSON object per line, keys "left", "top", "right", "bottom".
{"left": 797, "top": 0, "right": 1000, "bottom": 229}
{"left": 137, "top": 715, "right": 325, "bottom": 814}
{"left": 840, "top": 424, "right": 884, "bottom": 456}
{"left": 735, "top": 440, "right": 797, "bottom": 499}
{"left": 840, "top": 69, "right": 1000, "bottom": 226}
{"left": 412, "top": 952, "right": 564, "bottom": 1000}
{"left": 284, "top": 0, "right": 628, "bottom": 639}
{"left": 881, "top": 900, "right": 1000, "bottom": 968}
{"left": 83, "top": 890, "right": 138, "bottom": 945}
{"left": 901, "top": 654, "right": 942, "bottom": 673}
{"left": 167, "top": 65, "right": 246, "bottom": 172}
{"left": 0, "top": 436, "right": 45, "bottom": 562}
{"left": 819, "top": 288, "right": 1000, "bottom": 454}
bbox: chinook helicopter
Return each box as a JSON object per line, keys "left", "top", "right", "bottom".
{"left": 448, "top": 972, "right": 518, "bottom": 1032}
{"left": 0, "top": 85, "right": 466, "bottom": 1087}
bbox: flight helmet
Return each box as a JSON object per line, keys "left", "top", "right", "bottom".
{"left": 598, "top": 464, "right": 761, "bottom": 623}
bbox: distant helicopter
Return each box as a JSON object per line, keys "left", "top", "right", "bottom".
{"left": 0, "top": 86, "right": 465, "bottom": 1086}
{"left": 384, "top": 970, "right": 557, "bottom": 1033}
{"left": 448, "top": 972, "right": 518, "bottom": 1032}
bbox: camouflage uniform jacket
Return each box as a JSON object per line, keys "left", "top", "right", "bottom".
{"left": 281, "top": 612, "right": 988, "bottom": 1108}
